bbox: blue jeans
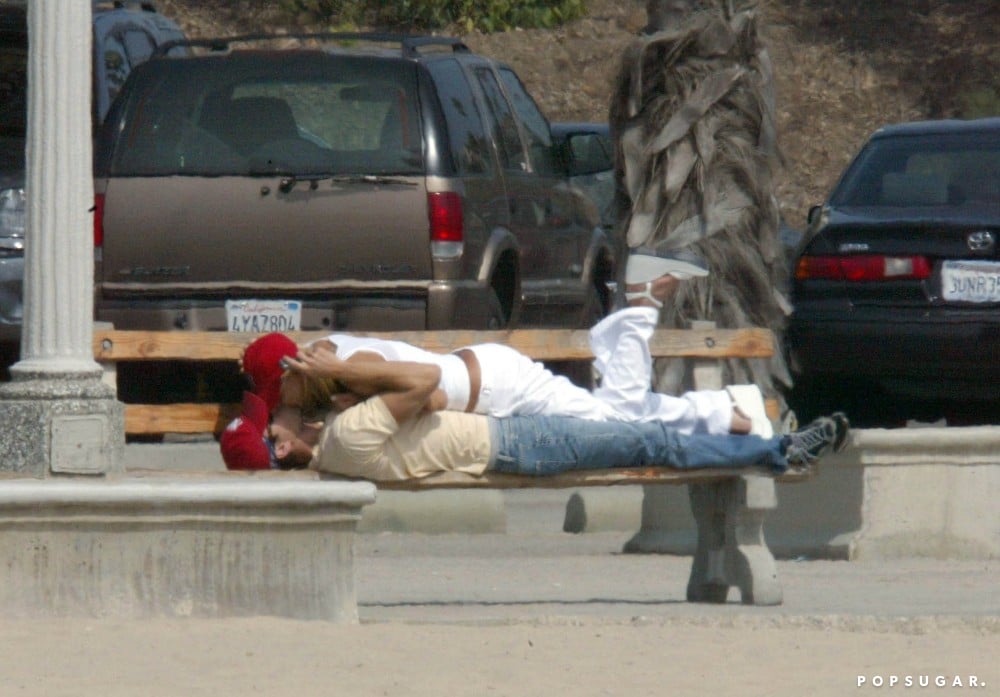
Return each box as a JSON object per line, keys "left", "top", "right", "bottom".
{"left": 488, "top": 415, "right": 789, "bottom": 475}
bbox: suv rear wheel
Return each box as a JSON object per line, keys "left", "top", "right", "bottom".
{"left": 486, "top": 289, "right": 505, "bottom": 330}
{"left": 581, "top": 279, "right": 609, "bottom": 327}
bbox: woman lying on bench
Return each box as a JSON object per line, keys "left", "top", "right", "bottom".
{"left": 239, "top": 266, "right": 770, "bottom": 445}
{"left": 224, "top": 343, "right": 847, "bottom": 480}
{"left": 220, "top": 262, "right": 849, "bottom": 479}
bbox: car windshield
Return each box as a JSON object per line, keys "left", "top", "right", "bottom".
{"left": 830, "top": 132, "right": 1000, "bottom": 211}
{"left": 110, "top": 52, "right": 423, "bottom": 177}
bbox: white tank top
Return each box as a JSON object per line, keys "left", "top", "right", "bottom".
{"left": 325, "top": 335, "right": 471, "bottom": 412}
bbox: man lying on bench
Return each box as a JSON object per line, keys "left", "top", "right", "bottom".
{"left": 220, "top": 266, "right": 849, "bottom": 479}
{"left": 223, "top": 341, "right": 847, "bottom": 479}
{"left": 233, "top": 269, "right": 776, "bottom": 462}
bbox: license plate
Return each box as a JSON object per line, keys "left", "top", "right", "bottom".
{"left": 941, "top": 260, "right": 1000, "bottom": 303}
{"left": 226, "top": 299, "right": 302, "bottom": 332}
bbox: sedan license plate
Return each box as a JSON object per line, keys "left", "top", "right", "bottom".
{"left": 226, "top": 299, "right": 302, "bottom": 332}
{"left": 941, "top": 261, "right": 1000, "bottom": 303}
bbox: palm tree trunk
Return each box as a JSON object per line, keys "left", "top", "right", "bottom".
{"left": 610, "top": 0, "right": 792, "bottom": 403}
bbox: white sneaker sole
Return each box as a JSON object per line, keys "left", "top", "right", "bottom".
{"left": 625, "top": 254, "right": 709, "bottom": 284}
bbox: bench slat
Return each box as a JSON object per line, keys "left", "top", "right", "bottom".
{"left": 344, "top": 466, "right": 811, "bottom": 489}
{"left": 124, "top": 403, "right": 242, "bottom": 434}
{"left": 122, "top": 466, "right": 812, "bottom": 487}
{"left": 94, "top": 327, "right": 774, "bottom": 362}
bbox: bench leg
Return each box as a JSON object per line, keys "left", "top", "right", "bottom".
{"left": 687, "top": 475, "right": 783, "bottom": 606}
{"left": 686, "top": 480, "right": 730, "bottom": 602}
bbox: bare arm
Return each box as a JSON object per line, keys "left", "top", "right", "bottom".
{"left": 291, "top": 341, "right": 447, "bottom": 412}
{"left": 284, "top": 347, "right": 441, "bottom": 424}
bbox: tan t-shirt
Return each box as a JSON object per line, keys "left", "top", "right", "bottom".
{"left": 310, "top": 397, "right": 492, "bottom": 481}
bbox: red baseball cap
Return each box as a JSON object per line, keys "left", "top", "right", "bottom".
{"left": 241, "top": 332, "right": 298, "bottom": 411}
{"left": 219, "top": 391, "right": 273, "bottom": 470}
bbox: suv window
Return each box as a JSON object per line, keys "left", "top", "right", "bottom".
{"left": 111, "top": 54, "right": 423, "bottom": 177}
{"left": 426, "top": 59, "right": 493, "bottom": 175}
{"left": 474, "top": 67, "right": 526, "bottom": 173}
{"left": 498, "top": 67, "right": 555, "bottom": 176}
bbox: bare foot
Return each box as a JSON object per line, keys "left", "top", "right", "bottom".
{"left": 729, "top": 406, "right": 752, "bottom": 434}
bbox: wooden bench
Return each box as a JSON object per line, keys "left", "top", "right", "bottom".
{"left": 94, "top": 325, "right": 806, "bottom": 606}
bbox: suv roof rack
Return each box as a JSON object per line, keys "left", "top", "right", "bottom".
{"left": 155, "top": 32, "right": 469, "bottom": 59}
{"left": 93, "top": 0, "right": 159, "bottom": 10}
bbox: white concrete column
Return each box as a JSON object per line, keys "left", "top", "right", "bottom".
{"left": 15, "top": 0, "right": 99, "bottom": 375}
{"left": 0, "top": 0, "right": 123, "bottom": 476}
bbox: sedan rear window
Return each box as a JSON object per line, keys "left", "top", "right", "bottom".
{"left": 111, "top": 53, "right": 423, "bottom": 177}
{"left": 831, "top": 133, "right": 1000, "bottom": 210}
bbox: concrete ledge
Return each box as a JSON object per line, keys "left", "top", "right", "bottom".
{"left": 563, "top": 488, "right": 643, "bottom": 534}
{"left": 562, "top": 427, "right": 1000, "bottom": 561}
{"left": 849, "top": 426, "right": 1000, "bottom": 560}
{"left": 0, "top": 477, "right": 376, "bottom": 621}
{"left": 124, "top": 443, "right": 507, "bottom": 534}
{"left": 360, "top": 489, "right": 506, "bottom": 534}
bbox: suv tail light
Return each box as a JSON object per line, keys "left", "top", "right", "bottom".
{"left": 428, "top": 191, "right": 463, "bottom": 259}
{"left": 93, "top": 193, "right": 105, "bottom": 248}
{"left": 795, "top": 254, "right": 931, "bottom": 281}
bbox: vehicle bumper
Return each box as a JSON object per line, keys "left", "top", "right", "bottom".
{"left": 96, "top": 281, "right": 500, "bottom": 333}
{"left": 788, "top": 308, "right": 1000, "bottom": 399}
{"left": 0, "top": 255, "right": 23, "bottom": 344}
{"left": 426, "top": 281, "right": 499, "bottom": 329}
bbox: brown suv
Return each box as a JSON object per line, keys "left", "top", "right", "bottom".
{"left": 93, "top": 33, "right": 618, "bottom": 338}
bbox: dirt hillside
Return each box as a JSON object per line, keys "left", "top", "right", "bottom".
{"left": 158, "top": 0, "right": 1000, "bottom": 229}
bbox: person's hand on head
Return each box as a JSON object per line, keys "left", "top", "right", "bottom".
{"left": 283, "top": 344, "right": 347, "bottom": 380}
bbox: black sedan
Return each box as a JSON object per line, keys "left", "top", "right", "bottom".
{"left": 787, "top": 117, "right": 1000, "bottom": 426}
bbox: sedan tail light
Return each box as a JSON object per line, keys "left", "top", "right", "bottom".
{"left": 428, "top": 191, "right": 463, "bottom": 259}
{"left": 795, "top": 254, "right": 931, "bottom": 281}
{"left": 93, "top": 193, "right": 105, "bottom": 249}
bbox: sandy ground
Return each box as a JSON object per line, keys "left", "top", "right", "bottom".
{"left": 1, "top": 494, "right": 995, "bottom": 696}
{"left": 0, "top": 616, "right": 996, "bottom": 697}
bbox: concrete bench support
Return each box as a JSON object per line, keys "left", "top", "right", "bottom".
{"left": 0, "top": 478, "right": 376, "bottom": 621}
{"left": 686, "top": 475, "right": 781, "bottom": 605}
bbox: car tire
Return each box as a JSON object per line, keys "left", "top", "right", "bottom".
{"left": 581, "top": 280, "right": 608, "bottom": 328}
{"left": 546, "top": 281, "right": 606, "bottom": 390}
{"left": 485, "top": 288, "right": 506, "bottom": 330}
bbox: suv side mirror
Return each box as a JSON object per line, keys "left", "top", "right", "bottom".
{"left": 560, "top": 131, "right": 613, "bottom": 178}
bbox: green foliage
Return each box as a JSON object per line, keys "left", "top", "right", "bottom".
{"left": 274, "top": 0, "right": 586, "bottom": 32}
{"left": 957, "top": 87, "right": 1000, "bottom": 119}
{"left": 276, "top": 0, "right": 363, "bottom": 26}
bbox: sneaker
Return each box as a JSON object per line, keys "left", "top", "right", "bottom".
{"left": 625, "top": 247, "right": 709, "bottom": 284}
{"left": 784, "top": 412, "right": 850, "bottom": 467}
